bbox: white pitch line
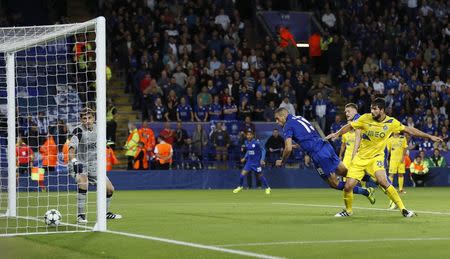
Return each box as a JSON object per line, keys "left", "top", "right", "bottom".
{"left": 106, "top": 230, "right": 285, "bottom": 259}
{"left": 216, "top": 237, "right": 450, "bottom": 248}
{"left": 272, "top": 202, "right": 450, "bottom": 215}
{"left": 2, "top": 215, "right": 283, "bottom": 258}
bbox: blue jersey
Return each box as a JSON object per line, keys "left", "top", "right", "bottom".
{"left": 243, "top": 139, "right": 266, "bottom": 173}
{"left": 209, "top": 103, "right": 222, "bottom": 121}
{"left": 282, "top": 114, "right": 326, "bottom": 154}
{"left": 177, "top": 104, "right": 192, "bottom": 121}
{"left": 223, "top": 104, "right": 237, "bottom": 120}
{"left": 195, "top": 105, "right": 208, "bottom": 121}
{"left": 282, "top": 114, "right": 340, "bottom": 178}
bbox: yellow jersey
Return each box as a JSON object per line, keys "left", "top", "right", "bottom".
{"left": 387, "top": 135, "right": 407, "bottom": 162}
{"left": 350, "top": 113, "right": 405, "bottom": 159}
{"left": 342, "top": 131, "right": 356, "bottom": 163}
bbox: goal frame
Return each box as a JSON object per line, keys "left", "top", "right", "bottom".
{"left": 1, "top": 16, "right": 107, "bottom": 234}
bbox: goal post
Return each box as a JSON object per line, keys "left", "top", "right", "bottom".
{"left": 0, "top": 17, "right": 107, "bottom": 236}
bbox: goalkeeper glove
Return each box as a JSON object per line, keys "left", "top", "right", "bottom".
{"left": 71, "top": 158, "right": 83, "bottom": 175}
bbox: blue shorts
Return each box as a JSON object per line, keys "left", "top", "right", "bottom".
{"left": 243, "top": 163, "right": 263, "bottom": 174}
{"left": 309, "top": 142, "right": 340, "bottom": 180}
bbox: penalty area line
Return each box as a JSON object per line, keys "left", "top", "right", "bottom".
{"left": 105, "top": 229, "right": 285, "bottom": 259}
{"left": 272, "top": 202, "right": 450, "bottom": 215}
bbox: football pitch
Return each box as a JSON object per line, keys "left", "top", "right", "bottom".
{"left": 2, "top": 187, "right": 450, "bottom": 258}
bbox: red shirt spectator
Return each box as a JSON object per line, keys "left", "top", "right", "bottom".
{"left": 279, "top": 27, "right": 296, "bottom": 48}
{"left": 16, "top": 142, "right": 34, "bottom": 165}
{"left": 159, "top": 123, "right": 175, "bottom": 145}
{"left": 140, "top": 74, "right": 152, "bottom": 94}
{"left": 309, "top": 33, "right": 321, "bottom": 57}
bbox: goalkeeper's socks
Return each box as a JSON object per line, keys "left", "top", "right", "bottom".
{"left": 106, "top": 193, "right": 113, "bottom": 211}
{"left": 259, "top": 175, "right": 269, "bottom": 188}
{"left": 239, "top": 174, "right": 245, "bottom": 186}
{"left": 77, "top": 189, "right": 87, "bottom": 215}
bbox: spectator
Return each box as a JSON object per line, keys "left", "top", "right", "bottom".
{"left": 182, "top": 138, "right": 202, "bottom": 170}
{"left": 253, "top": 91, "right": 266, "bottom": 121}
{"left": 106, "top": 99, "right": 117, "bottom": 144}
{"left": 264, "top": 100, "right": 276, "bottom": 122}
{"left": 124, "top": 122, "right": 140, "bottom": 170}
{"left": 194, "top": 98, "right": 209, "bottom": 122}
{"left": 313, "top": 92, "right": 328, "bottom": 131}
{"left": 133, "top": 142, "right": 149, "bottom": 170}
{"left": 138, "top": 120, "right": 156, "bottom": 156}
{"left": 278, "top": 25, "right": 298, "bottom": 62}
{"left": 209, "top": 95, "right": 223, "bottom": 121}
{"left": 427, "top": 148, "right": 447, "bottom": 167}
{"left": 39, "top": 134, "right": 57, "bottom": 191}
{"left": 192, "top": 124, "right": 208, "bottom": 161}
{"left": 16, "top": 137, "right": 34, "bottom": 181}
{"left": 154, "top": 136, "right": 173, "bottom": 170}
{"left": 159, "top": 122, "right": 175, "bottom": 145}
{"left": 265, "top": 129, "right": 285, "bottom": 165}
{"left": 321, "top": 5, "right": 336, "bottom": 30}
{"left": 410, "top": 154, "right": 430, "bottom": 187}
{"left": 301, "top": 98, "right": 314, "bottom": 121}
{"left": 215, "top": 8, "right": 230, "bottom": 31}
{"left": 223, "top": 96, "right": 238, "bottom": 120}
{"left": 151, "top": 97, "right": 169, "bottom": 122}
{"left": 177, "top": 96, "right": 194, "bottom": 122}
{"left": 166, "top": 90, "right": 179, "bottom": 121}
{"left": 279, "top": 96, "right": 296, "bottom": 115}
{"left": 238, "top": 97, "right": 252, "bottom": 120}
{"left": 106, "top": 141, "right": 118, "bottom": 171}
{"left": 211, "top": 122, "right": 230, "bottom": 162}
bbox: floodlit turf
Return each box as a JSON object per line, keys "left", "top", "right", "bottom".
{"left": 2, "top": 187, "right": 450, "bottom": 258}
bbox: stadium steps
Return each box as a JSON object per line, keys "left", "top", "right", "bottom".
{"left": 106, "top": 69, "right": 141, "bottom": 170}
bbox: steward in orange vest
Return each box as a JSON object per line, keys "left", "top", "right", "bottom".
{"left": 106, "top": 142, "right": 119, "bottom": 171}
{"left": 138, "top": 120, "right": 156, "bottom": 156}
{"left": 154, "top": 136, "right": 173, "bottom": 170}
{"left": 134, "top": 142, "right": 149, "bottom": 170}
{"left": 40, "top": 135, "right": 58, "bottom": 170}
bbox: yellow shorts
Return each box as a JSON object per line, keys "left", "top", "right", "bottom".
{"left": 343, "top": 156, "right": 352, "bottom": 169}
{"left": 347, "top": 155, "right": 385, "bottom": 181}
{"left": 389, "top": 162, "right": 405, "bottom": 174}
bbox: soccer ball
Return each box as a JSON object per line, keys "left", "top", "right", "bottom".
{"left": 44, "top": 209, "right": 62, "bottom": 226}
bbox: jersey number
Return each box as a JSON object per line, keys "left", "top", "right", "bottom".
{"left": 294, "top": 116, "right": 315, "bottom": 133}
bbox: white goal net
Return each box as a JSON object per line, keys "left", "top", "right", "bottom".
{"left": 0, "top": 17, "right": 107, "bottom": 236}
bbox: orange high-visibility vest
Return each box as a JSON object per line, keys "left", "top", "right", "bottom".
{"left": 138, "top": 127, "right": 156, "bottom": 153}
{"left": 106, "top": 146, "right": 119, "bottom": 171}
{"left": 133, "top": 147, "right": 149, "bottom": 170}
{"left": 40, "top": 136, "right": 58, "bottom": 167}
{"left": 155, "top": 143, "right": 172, "bottom": 164}
{"left": 62, "top": 141, "right": 69, "bottom": 165}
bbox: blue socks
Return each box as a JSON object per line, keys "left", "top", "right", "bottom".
{"left": 259, "top": 175, "right": 269, "bottom": 188}
{"left": 239, "top": 174, "right": 244, "bottom": 187}
{"left": 336, "top": 181, "right": 369, "bottom": 196}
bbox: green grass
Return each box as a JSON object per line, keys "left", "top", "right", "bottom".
{"left": 2, "top": 187, "right": 450, "bottom": 258}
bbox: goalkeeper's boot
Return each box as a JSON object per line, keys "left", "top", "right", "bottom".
{"left": 388, "top": 200, "right": 398, "bottom": 210}
{"left": 367, "top": 187, "right": 376, "bottom": 205}
{"left": 334, "top": 210, "right": 353, "bottom": 217}
{"left": 402, "top": 209, "right": 416, "bottom": 218}
{"left": 233, "top": 186, "right": 244, "bottom": 193}
{"left": 265, "top": 187, "right": 271, "bottom": 195}
{"left": 77, "top": 214, "right": 88, "bottom": 224}
{"left": 107, "top": 212, "right": 122, "bottom": 219}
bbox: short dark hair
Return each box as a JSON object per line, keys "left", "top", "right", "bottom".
{"left": 371, "top": 98, "right": 386, "bottom": 110}
{"left": 80, "top": 107, "right": 95, "bottom": 118}
{"left": 345, "top": 103, "right": 358, "bottom": 111}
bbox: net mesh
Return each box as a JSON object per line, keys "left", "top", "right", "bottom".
{"left": 0, "top": 19, "right": 101, "bottom": 235}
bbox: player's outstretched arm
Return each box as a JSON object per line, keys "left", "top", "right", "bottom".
{"left": 402, "top": 126, "right": 443, "bottom": 142}
{"left": 276, "top": 138, "right": 293, "bottom": 166}
{"left": 352, "top": 129, "right": 362, "bottom": 160}
{"left": 325, "top": 123, "right": 353, "bottom": 141}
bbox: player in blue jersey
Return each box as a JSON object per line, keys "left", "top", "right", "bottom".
{"left": 233, "top": 129, "right": 271, "bottom": 194}
{"left": 273, "top": 108, "right": 375, "bottom": 203}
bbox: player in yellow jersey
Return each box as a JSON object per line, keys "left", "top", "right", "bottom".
{"left": 387, "top": 132, "right": 408, "bottom": 193}
{"left": 326, "top": 98, "right": 442, "bottom": 217}
{"left": 339, "top": 126, "right": 356, "bottom": 168}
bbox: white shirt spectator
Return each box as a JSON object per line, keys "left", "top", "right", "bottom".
{"left": 168, "top": 42, "right": 178, "bottom": 57}
{"left": 215, "top": 13, "right": 231, "bottom": 30}
{"left": 279, "top": 100, "right": 296, "bottom": 115}
{"left": 209, "top": 58, "right": 221, "bottom": 72}
{"left": 373, "top": 81, "right": 385, "bottom": 94}
{"left": 420, "top": 4, "right": 433, "bottom": 16}
{"left": 322, "top": 12, "right": 336, "bottom": 28}
{"left": 407, "top": 0, "right": 418, "bottom": 8}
